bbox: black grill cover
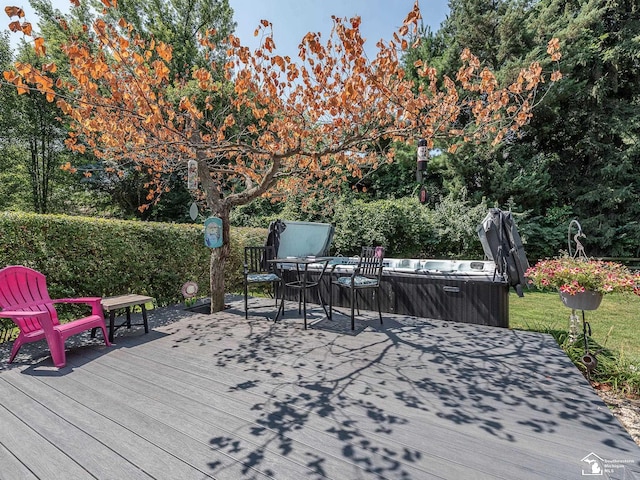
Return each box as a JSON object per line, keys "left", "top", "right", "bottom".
{"left": 477, "top": 208, "right": 529, "bottom": 297}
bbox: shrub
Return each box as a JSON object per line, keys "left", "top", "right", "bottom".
{"left": 424, "top": 193, "right": 488, "bottom": 259}
{"left": 331, "top": 194, "right": 488, "bottom": 258}
{"left": 233, "top": 193, "right": 493, "bottom": 259}
{"left": 0, "top": 212, "right": 266, "bottom": 306}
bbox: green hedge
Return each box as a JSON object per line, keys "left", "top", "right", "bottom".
{"left": 328, "top": 196, "right": 488, "bottom": 258}
{"left": 0, "top": 212, "right": 266, "bottom": 306}
{"left": 232, "top": 194, "right": 490, "bottom": 259}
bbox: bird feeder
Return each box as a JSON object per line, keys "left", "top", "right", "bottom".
{"left": 416, "top": 138, "right": 428, "bottom": 183}
{"left": 187, "top": 159, "right": 198, "bottom": 190}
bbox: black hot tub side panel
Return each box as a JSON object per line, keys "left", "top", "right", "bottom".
{"left": 281, "top": 270, "right": 509, "bottom": 328}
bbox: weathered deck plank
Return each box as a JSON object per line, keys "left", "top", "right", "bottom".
{"left": 1, "top": 298, "right": 639, "bottom": 479}
{"left": 104, "top": 342, "right": 572, "bottom": 478}
{"left": 0, "top": 377, "right": 154, "bottom": 479}
{"left": 72, "top": 349, "right": 488, "bottom": 479}
{"left": 0, "top": 441, "right": 39, "bottom": 480}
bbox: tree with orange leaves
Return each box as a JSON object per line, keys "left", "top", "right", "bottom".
{"left": 3, "top": 1, "right": 561, "bottom": 312}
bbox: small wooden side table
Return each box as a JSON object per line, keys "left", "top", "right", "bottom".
{"left": 101, "top": 294, "right": 154, "bottom": 343}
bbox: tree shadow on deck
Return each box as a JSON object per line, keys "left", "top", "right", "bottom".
{"left": 166, "top": 298, "right": 640, "bottom": 478}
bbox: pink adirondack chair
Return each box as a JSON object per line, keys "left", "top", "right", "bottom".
{"left": 0, "top": 266, "right": 111, "bottom": 368}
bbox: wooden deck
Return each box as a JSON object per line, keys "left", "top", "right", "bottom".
{"left": 1, "top": 297, "right": 640, "bottom": 479}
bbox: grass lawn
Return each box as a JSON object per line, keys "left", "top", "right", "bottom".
{"left": 510, "top": 290, "right": 640, "bottom": 367}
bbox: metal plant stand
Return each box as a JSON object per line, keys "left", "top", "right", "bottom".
{"left": 566, "top": 220, "right": 599, "bottom": 372}
{"left": 573, "top": 308, "right": 598, "bottom": 371}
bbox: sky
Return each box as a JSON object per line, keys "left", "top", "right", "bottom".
{"left": 6, "top": 0, "right": 450, "bottom": 56}
{"left": 228, "top": 0, "right": 449, "bottom": 59}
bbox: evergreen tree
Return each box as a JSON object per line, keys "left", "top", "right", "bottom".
{"left": 404, "top": 0, "right": 640, "bottom": 258}
{"left": 527, "top": 0, "right": 640, "bottom": 256}
{"left": 0, "top": 33, "right": 32, "bottom": 211}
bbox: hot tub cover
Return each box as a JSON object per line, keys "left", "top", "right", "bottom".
{"left": 268, "top": 220, "right": 335, "bottom": 258}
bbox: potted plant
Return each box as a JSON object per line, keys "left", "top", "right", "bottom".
{"left": 525, "top": 257, "right": 640, "bottom": 310}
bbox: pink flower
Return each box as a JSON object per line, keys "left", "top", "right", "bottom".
{"left": 526, "top": 257, "right": 639, "bottom": 296}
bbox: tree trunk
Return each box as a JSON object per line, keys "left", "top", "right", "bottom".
{"left": 208, "top": 208, "right": 231, "bottom": 313}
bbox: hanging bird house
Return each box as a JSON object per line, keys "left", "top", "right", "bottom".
{"left": 204, "top": 217, "right": 223, "bottom": 248}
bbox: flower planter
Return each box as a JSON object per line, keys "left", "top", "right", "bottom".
{"left": 559, "top": 290, "right": 603, "bottom": 311}
{"left": 526, "top": 258, "right": 640, "bottom": 303}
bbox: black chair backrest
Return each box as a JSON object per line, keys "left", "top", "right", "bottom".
{"left": 357, "top": 246, "right": 385, "bottom": 279}
{"left": 245, "top": 246, "right": 276, "bottom": 274}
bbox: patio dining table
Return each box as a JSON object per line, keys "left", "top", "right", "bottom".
{"left": 269, "top": 256, "right": 334, "bottom": 329}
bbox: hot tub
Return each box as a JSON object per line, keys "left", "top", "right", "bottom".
{"left": 280, "top": 257, "right": 509, "bottom": 327}
{"left": 271, "top": 209, "right": 527, "bottom": 328}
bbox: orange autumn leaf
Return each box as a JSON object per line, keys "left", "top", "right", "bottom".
{"left": 34, "top": 37, "right": 46, "bottom": 56}
{"left": 264, "top": 36, "right": 275, "bottom": 52}
{"left": 404, "top": 2, "right": 421, "bottom": 24}
{"left": 15, "top": 81, "right": 28, "bottom": 94}
{"left": 42, "top": 62, "right": 57, "bottom": 73}
{"left": 156, "top": 42, "right": 172, "bottom": 62}
{"left": 271, "top": 55, "right": 285, "bottom": 71}
{"left": 61, "top": 162, "right": 77, "bottom": 173}
{"left": 223, "top": 114, "right": 235, "bottom": 127}
{"left": 4, "top": 6, "right": 24, "bottom": 18}
{"left": 547, "top": 38, "right": 562, "bottom": 61}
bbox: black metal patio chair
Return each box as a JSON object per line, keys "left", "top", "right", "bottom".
{"left": 329, "top": 246, "right": 385, "bottom": 330}
{"left": 243, "top": 246, "right": 283, "bottom": 319}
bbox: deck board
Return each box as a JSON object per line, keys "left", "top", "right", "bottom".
{"left": 105, "top": 345, "right": 570, "bottom": 479}
{"left": 0, "top": 441, "right": 39, "bottom": 480}
{"left": 57, "top": 357, "right": 350, "bottom": 480}
{"left": 0, "top": 394, "right": 89, "bottom": 480}
{"left": 1, "top": 298, "right": 640, "bottom": 479}
{"left": 78, "top": 350, "right": 484, "bottom": 479}
{"left": 0, "top": 377, "right": 154, "bottom": 479}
